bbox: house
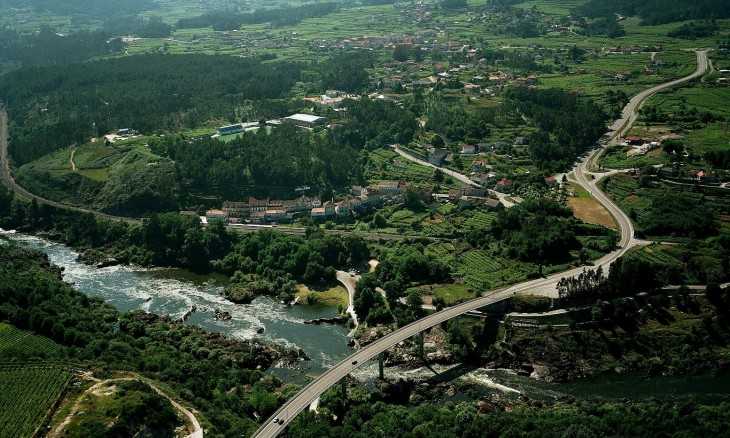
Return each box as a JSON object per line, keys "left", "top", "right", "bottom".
{"left": 496, "top": 178, "right": 513, "bottom": 190}
{"left": 367, "top": 180, "right": 405, "bottom": 197}
{"left": 463, "top": 83, "right": 481, "bottom": 94}
{"left": 625, "top": 136, "right": 644, "bottom": 146}
{"left": 482, "top": 198, "right": 501, "bottom": 209}
{"left": 471, "top": 158, "right": 491, "bottom": 172}
{"left": 205, "top": 209, "right": 227, "bottom": 224}
{"left": 460, "top": 144, "right": 478, "bottom": 155}
{"left": 311, "top": 204, "right": 335, "bottom": 219}
{"left": 544, "top": 176, "right": 558, "bottom": 186}
{"left": 264, "top": 210, "right": 288, "bottom": 222}
{"left": 284, "top": 113, "right": 327, "bottom": 128}
{"left": 428, "top": 148, "right": 449, "bottom": 165}
{"left": 223, "top": 201, "right": 251, "bottom": 219}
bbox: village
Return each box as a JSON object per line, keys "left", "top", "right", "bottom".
{"left": 203, "top": 177, "right": 503, "bottom": 226}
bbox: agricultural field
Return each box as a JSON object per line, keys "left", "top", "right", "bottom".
{"left": 365, "top": 148, "right": 439, "bottom": 186}
{"left": 0, "top": 323, "right": 64, "bottom": 361}
{"left": 0, "top": 364, "right": 73, "bottom": 438}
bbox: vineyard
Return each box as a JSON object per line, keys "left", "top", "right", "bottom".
{"left": 456, "top": 249, "right": 537, "bottom": 291}
{"left": 0, "top": 364, "right": 73, "bottom": 438}
{"left": 0, "top": 323, "right": 63, "bottom": 360}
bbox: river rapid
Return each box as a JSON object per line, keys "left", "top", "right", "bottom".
{"left": 3, "top": 231, "right": 351, "bottom": 376}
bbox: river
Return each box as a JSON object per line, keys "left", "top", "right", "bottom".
{"left": 5, "top": 231, "right": 730, "bottom": 401}
{"left": 4, "top": 232, "right": 352, "bottom": 375}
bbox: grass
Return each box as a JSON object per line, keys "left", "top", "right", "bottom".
{"left": 296, "top": 284, "right": 349, "bottom": 308}
{"left": 412, "top": 283, "right": 476, "bottom": 306}
{"left": 0, "top": 364, "right": 73, "bottom": 438}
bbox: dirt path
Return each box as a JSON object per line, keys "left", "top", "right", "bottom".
{"left": 50, "top": 375, "right": 203, "bottom": 438}
{"left": 69, "top": 148, "right": 77, "bottom": 172}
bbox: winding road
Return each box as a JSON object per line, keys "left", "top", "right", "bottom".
{"left": 0, "top": 111, "right": 446, "bottom": 242}
{"left": 253, "top": 50, "right": 710, "bottom": 438}
{"left": 0, "top": 109, "right": 140, "bottom": 224}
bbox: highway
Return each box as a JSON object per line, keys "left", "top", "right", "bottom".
{"left": 252, "top": 50, "right": 709, "bottom": 438}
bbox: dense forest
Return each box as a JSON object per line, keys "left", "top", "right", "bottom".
{"left": 149, "top": 97, "right": 413, "bottom": 201}
{"left": 177, "top": 2, "right": 340, "bottom": 30}
{"left": 286, "top": 397, "right": 730, "bottom": 437}
{"left": 492, "top": 198, "right": 582, "bottom": 264}
{"left": 0, "top": 26, "right": 124, "bottom": 66}
{"left": 0, "top": 54, "right": 303, "bottom": 165}
{"left": 153, "top": 126, "right": 362, "bottom": 201}
{"left": 576, "top": 0, "right": 730, "bottom": 25}
{"left": 505, "top": 87, "right": 608, "bottom": 171}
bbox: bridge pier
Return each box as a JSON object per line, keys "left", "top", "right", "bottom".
{"left": 417, "top": 332, "right": 425, "bottom": 359}
{"left": 378, "top": 353, "right": 385, "bottom": 380}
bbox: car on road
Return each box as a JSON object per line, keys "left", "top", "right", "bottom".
{"left": 274, "top": 418, "right": 284, "bottom": 425}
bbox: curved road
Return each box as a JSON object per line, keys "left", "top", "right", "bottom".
{"left": 0, "top": 109, "right": 140, "bottom": 224}
{"left": 253, "top": 50, "right": 709, "bottom": 438}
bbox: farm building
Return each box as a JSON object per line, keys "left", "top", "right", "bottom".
{"left": 284, "top": 113, "right": 327, "bottom": 128}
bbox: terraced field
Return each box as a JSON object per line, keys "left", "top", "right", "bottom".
{"left": 0, "top": 323, "right": 63, "bottom": 360}
{"left": 365, "top": 148, "right": 436, "bottom": 185}
{"left": 463, "top": 210, "right": 497, "bottom": 230}
{"left": 0, "top": 364, "right": 73, "bottom": 438}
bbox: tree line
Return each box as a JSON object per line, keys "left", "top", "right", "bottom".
{"left": 576, "top": 0, "right": 730, "bottom": 25}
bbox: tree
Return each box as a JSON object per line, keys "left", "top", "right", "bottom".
{"left": 393, "top": 44, "right": 410, "bottom": 62}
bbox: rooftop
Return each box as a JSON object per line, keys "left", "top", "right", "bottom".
{"left": 286, "top": 113, "right": 326, "bottom": 123}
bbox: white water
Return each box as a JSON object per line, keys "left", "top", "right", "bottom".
{"left": 4, "top": 232, "right": 352, "bottom": 374}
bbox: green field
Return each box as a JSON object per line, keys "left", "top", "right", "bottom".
{"left": 0, "top": 365, "right": 72, "bottom": 438}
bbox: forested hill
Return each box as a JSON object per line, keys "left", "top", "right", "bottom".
{"left": 576, "top": 0, "right": 730, "bottom": 25}
{"left": 1, "top": 54, "right": 302, "bottom": 165}
{"left": 0, "top": 0, "right": 154, "bottom": 17}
